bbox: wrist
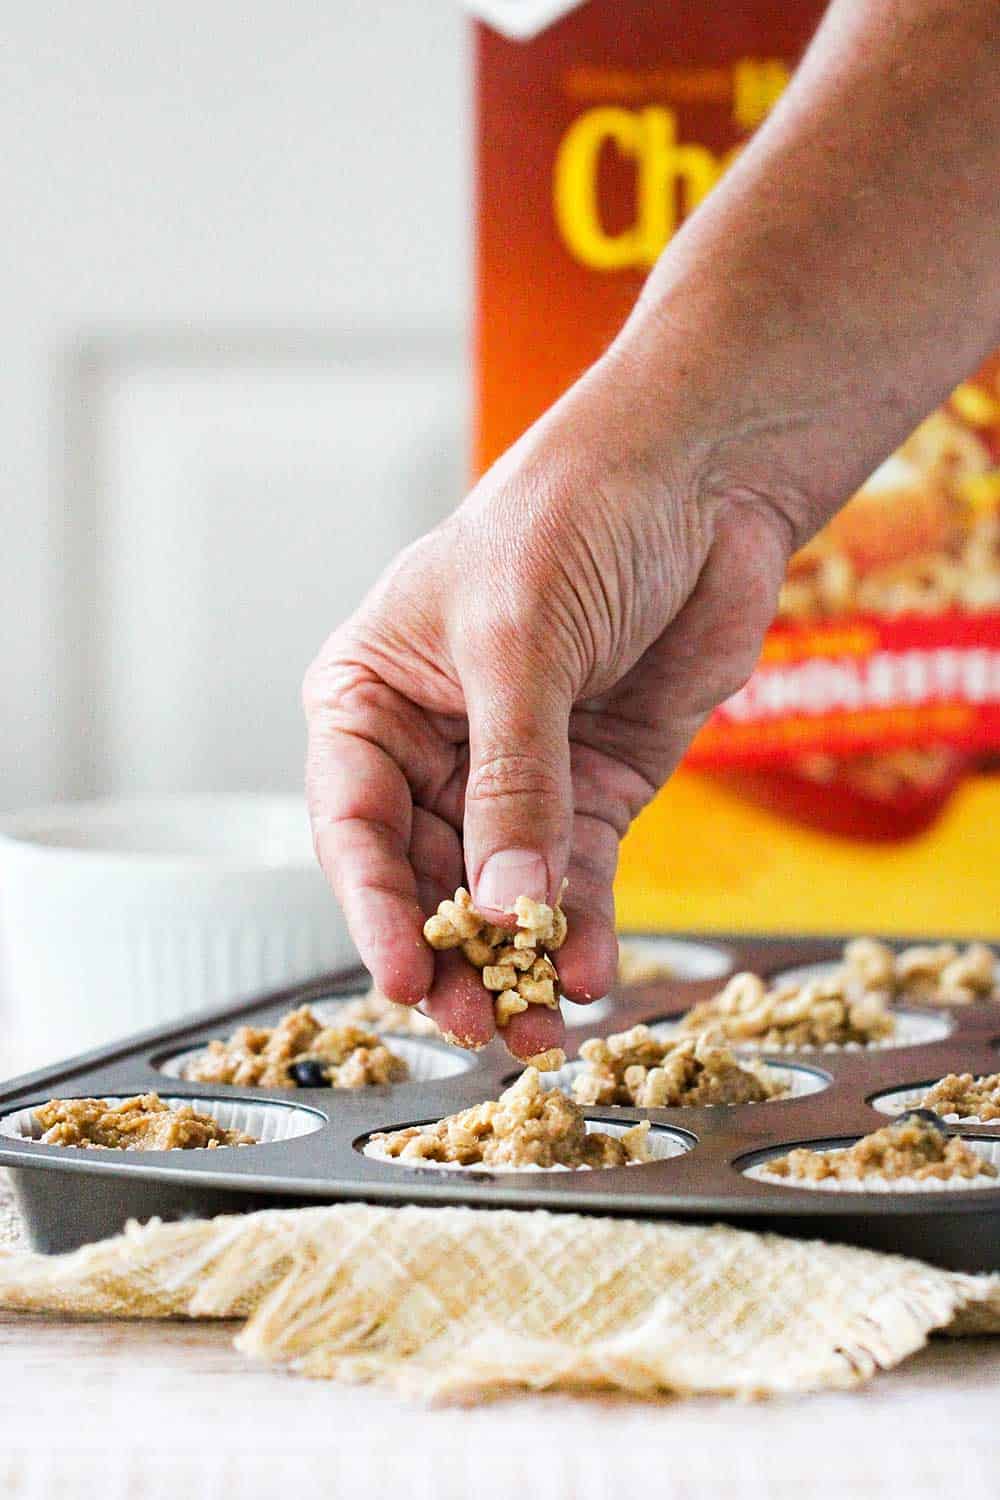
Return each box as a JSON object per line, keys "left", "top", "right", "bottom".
{"left": 584, "top": 301, "right": 807, "bottom": 573}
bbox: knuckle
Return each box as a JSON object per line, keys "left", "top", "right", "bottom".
{"left": 301, "top": 630, "right": 349, "bottom": 718}
{"left": 334, "top": 673, "right": 391, "bottom": 726}
{"left": 681, "top": 646, "right": 760, "bottom": 719}
{"left": 466, "top": 751, "right": 564, "bottom": 808}
{"left": 710, "top": 652, "right": 758, "bottom": 709}
{"left": 302, "top": 651, "right": 374, "bottom": 727}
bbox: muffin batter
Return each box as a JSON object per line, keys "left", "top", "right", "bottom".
{"left": 369, "top": 1067, "right": 651, "bottom": 1169}
{"left": 185, "top": 1006, "right": 409, "bottom": 1089}
{"left": 572, "top": 1026, "right": 783, "bottom": 1107}
{"left": 766, "top": 1115, "right": 995, "bottom": 1184}
{"left": 680, "top": 972, "right": 894, "bottom": 1049}
{"left": 842, "top": 938, "right": 996, "bottom": 1006}
{"left": 34, "top": 1093, "right": 255, "bottom": 1150}
{"left": 921, "top": 1072, "right": 1000, "bottom": 1121}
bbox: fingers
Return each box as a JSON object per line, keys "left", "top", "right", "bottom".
{"left": 420, "top": 952, "right": 570, "bottom": 1061}
{"left": 460, "top": 666, "right": 574, "bottom": 919}
{"left": 409, "top": 806, "right": 465, "bottom": 917}
{"left": 306, "top": 722, "right": 432, "bottom": 1005}
{"left": 500, "top": 1001, "right": 567, "bottom": 1063}
{"left": 417, "top": 804, "right": 618, "bottom": 1052}
{"left": 553, "top": 811, "right": 620, "bottom": 1001}
{"left": 304, "top": 659, "right": 440, "bottom": 1004}
{"left": 556, "top": 910, "right": 619, "bottom": 1004}
{"left": 422, "top": 950, "right": 496, "bottom": 1050}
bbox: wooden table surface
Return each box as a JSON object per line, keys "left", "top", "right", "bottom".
{"left": 1, "top": 1169, "right": 998, "bottom": 1500}
{"left": 3, "top": 1304, "right": 999, "bottom": 1499}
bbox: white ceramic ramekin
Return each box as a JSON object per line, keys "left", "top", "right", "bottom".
{"left": 0, "top": 796, "right": 354, "bottom": 1075}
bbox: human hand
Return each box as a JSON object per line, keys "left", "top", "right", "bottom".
{"left": 303, "top": 350, "right": 794, "bottom": 1059}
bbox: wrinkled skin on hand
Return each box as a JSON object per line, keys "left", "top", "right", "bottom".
{"left": 304, "top": 358, "right": 792, "bottom": 1059}
{"left": 306, "top": 0, "right": 1000, "bottom": 1058}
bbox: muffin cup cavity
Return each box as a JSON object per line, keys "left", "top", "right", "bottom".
{"left": 0, "top": 1095, "right": 325, "bottom": 1148}
{"left": 871, "top": 1082, "right": 1000, "bottom": 1128}
{"left": 156, "top": 1033, "right": 472, "bottom": 1085}
{"left": 359, "top": 1118, "right": 693, "bottom": 1173}
{"left": 650, "top": 1006, "right": 952, "bottom": 1054}
{"left": 537, "top": 1056, "right": 830, "bottom": 1104}
{"left": 743, "top": 1135, "right": 1000, "bottom": 1193}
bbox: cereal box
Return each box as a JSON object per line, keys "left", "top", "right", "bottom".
{"left": 471, "top": 0, "right": 1000, "bottom": 936}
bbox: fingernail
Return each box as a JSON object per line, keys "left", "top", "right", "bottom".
{"left": 475, "top": 849, "right": 548, "bottom": 914}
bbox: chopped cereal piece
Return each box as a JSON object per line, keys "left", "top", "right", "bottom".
{"left": 524, "top": 1047, "right": 566, "bottom": 1073}
{"left": 494, "top": 991, "right": 529, "bottom": 1027}
{"left": 184, "top": 1006, "right": 409, "bottom": 1088}
{"left": 369, "top": 1068, "right": 648, "bottom": 1170}
{"left": 938, "top": 943, "right": 997, "bottom": 1002}
{"left": 461, "top": 936, "right": 495, "bottom": 968}
{"left": 482, "top": 964, "right": 518, "bottom": 992}
{"left": 842, "top": 937, "right": 896, "bottom": 992}
{"left": 514, "top": 893, "right": 554, "bottom": 930}
{"left": 494, "top": 945, "right": 534, "bottom": 971}
{"left": 573, "top": 1026, "right": 783, "bottom": 1108}
{"left": 548, "top": 906, "right": 568, "bottom": 950}
{"left": 895, "top": 943, "right": 958, "bottom": 985}
{"left": 34, "top": 1094, "right": 254, "bottom": 1151}
{"left": 423, "top": 880, "right": 569, "bottom": 1034}
{"left": 921, "top": 1072, "right": 1000, "bottom": 1122}
{"left": 765, "top": 1116, "right": 995, "bottom": 1184}
{"left": 423, "top": 913, "right": 463, "bottom": 949}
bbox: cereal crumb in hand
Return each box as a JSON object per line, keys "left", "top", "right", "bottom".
{"left": 424, "top": 881, "right": 568, "bottom": 1037}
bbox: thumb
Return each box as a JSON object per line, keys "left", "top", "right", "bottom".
{"left": 461, "top": 668, "right": 573, "bottom": 918}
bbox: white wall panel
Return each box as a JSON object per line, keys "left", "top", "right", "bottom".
{"left": 87, "top": 338, "right": 465, "bottom": 796}
{"left": 0, "top": 2, "right": 469, "bottom": 811}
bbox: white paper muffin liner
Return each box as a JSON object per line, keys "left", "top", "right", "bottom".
{"left": 0, "top": 1094, "right": 324, "bottom": 1149}
{"left": 770, "top": 960, "right": 845, "bottom": 989}
{"left": 650, "top": 1007, "right": 951, "bottom": 1054}
{"left": 872, "top": 1081, "right": 1000, "bottom": 1128}
{"left": 745, "top": 1135, "right": 1000, "bottom": 1193}
{"left": 157, "top": 1032, "right": 471, "bottom": 1085}
{"left": 561, "top": 996, "right": 614, "bottom": 1027}
{"left": 362, "top": 1118, "right": 690, "bottom": 1173}
{"left": 310, "top": 996, "right": 442, "bottom": 1037}
{"left": 539, "top": 1057, "right": 828, "bottom": 1104}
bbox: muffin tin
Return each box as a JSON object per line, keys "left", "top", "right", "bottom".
{"left": 1, "top": 934, "right": 999, "bottom": 1270}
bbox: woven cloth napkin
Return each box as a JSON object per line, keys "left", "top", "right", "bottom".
{"left": 1, "top": 1168, "right": 998, "bottom": 1402}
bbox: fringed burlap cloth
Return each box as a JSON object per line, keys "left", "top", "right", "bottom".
{"left": 0, "top": 1167, "right": 997, "bottom": 1402}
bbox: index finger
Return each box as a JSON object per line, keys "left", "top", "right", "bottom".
{"left": 305, "top": 712, "right": 432, "bottom": 1005}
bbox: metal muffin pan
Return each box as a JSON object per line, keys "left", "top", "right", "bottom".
{"left": 1, "top": 935, "right": 999, "bottom": 1270}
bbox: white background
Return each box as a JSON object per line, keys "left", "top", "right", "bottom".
{"left": 0, "top": 1, "right": 469, "bottom": 812}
